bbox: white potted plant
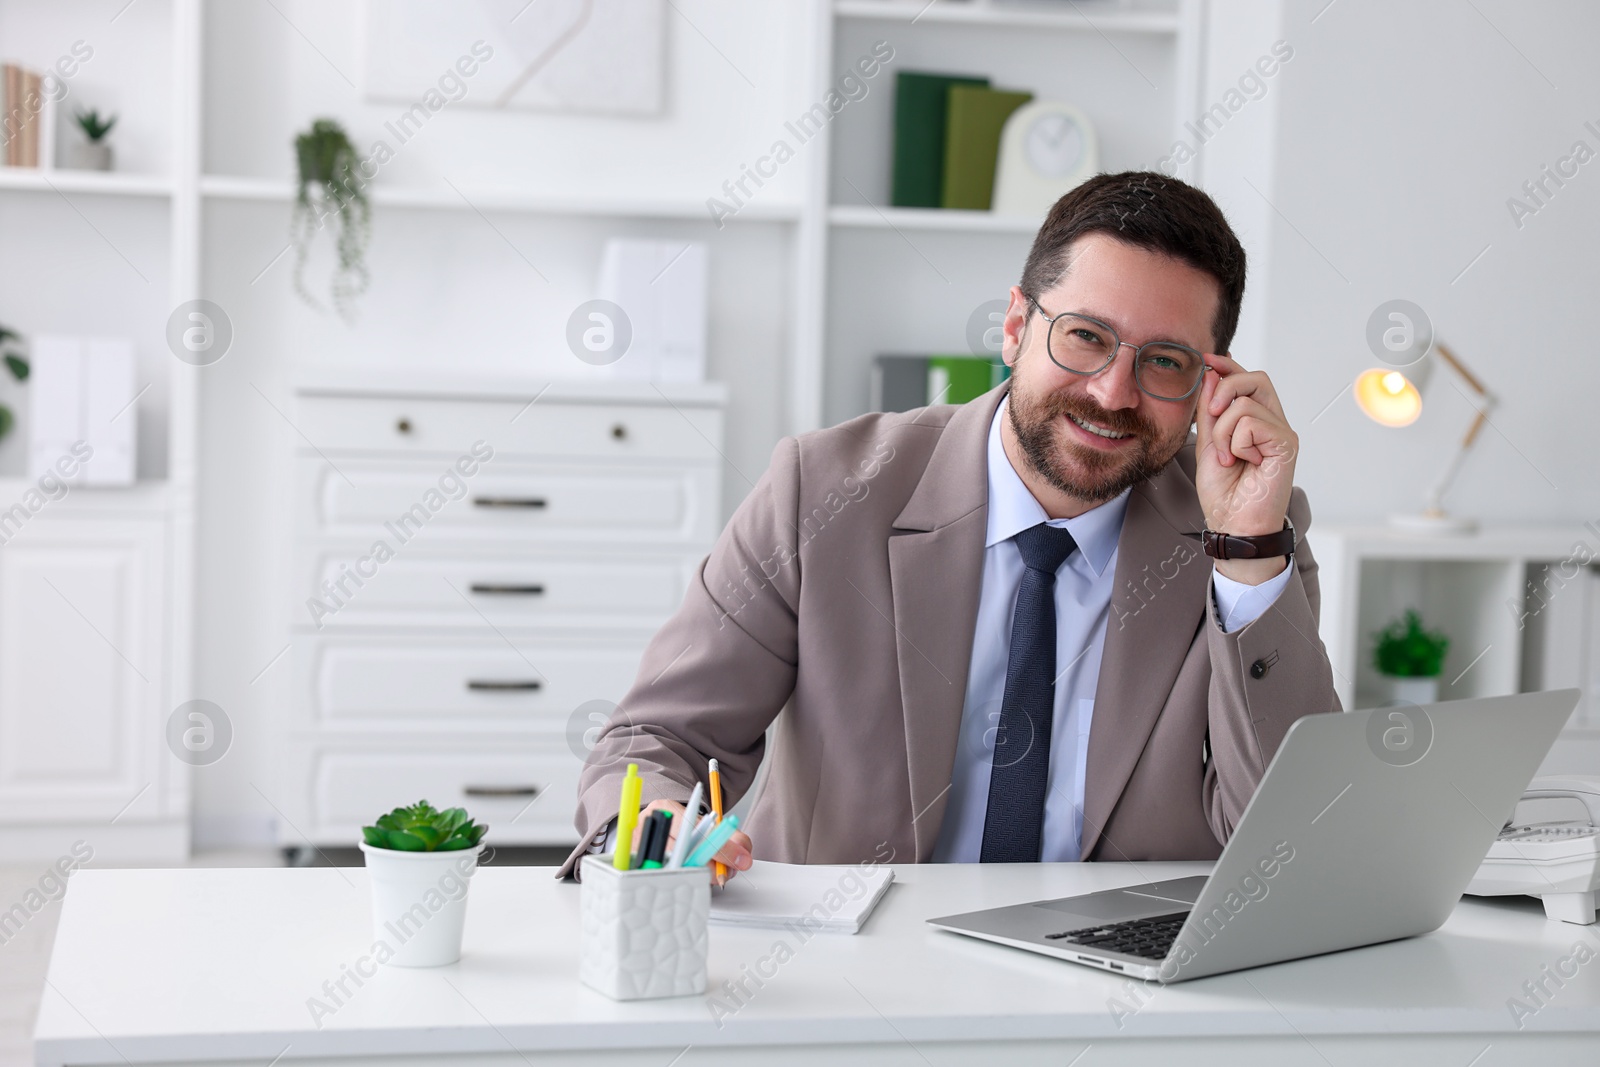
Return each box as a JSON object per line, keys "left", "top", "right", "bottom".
{"left": 358, "top": 800, "right": 488, "bottom": 967}
{"left": 66, "top": 109, "right": 116, "bottom": 171}
{"left": 1372, "top": 609, "right": 1450, "bottom": 706}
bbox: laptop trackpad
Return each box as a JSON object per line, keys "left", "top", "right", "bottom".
{"left": 1032, "top": 877, "right": 1207, "bottom": 922}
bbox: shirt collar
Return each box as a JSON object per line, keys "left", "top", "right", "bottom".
{"left": 985, "top": 397, "right": 1129, "bottom": 577}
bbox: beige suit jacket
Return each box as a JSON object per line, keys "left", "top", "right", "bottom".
{"left": 557, "top": 383, "right": 1339, "bottom": 879}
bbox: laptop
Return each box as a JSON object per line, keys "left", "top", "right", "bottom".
{"left": 927, "top": 689, "right": 1579, "bottom": 983}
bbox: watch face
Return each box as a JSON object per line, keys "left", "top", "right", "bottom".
{"left": 1024, "top": 114, "right": 1086, "bottom": 178}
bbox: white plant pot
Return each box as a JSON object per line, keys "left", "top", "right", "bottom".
{"left": 1385, "top": 676, "right": 1439, "bottom": 707}
{"left": 358, "top": 842, "right": 482, "bottom": 967}
{"left": 63, "top": 141, "right": 113, "bottom": 171}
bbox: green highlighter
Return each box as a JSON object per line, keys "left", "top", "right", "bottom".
{"left": 640, "top": 810, "right": 672, "bottom": 869}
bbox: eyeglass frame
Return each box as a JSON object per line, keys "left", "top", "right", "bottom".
{"left": 1023, "top": 295, "right": 1208, "bottom": 402}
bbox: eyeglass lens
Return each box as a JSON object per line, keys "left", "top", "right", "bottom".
{"left": 1047, "top": 313, "right": 1203, "bottom": 400}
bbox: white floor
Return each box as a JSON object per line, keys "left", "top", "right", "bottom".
{"left": 0, "top": 849, "right": 281, "bottom": 1067}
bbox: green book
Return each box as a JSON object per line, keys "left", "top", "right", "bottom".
{"left": 891, "top": 71, "right": 990, "bottom": 208}
{"left": 872, "top": 354, "right": 1010, "bottom": 411}
{"left": 928, "top": 355, "right": 1010, "bottom": 405}
{"left": 940, "top": 86, "right": 1034, "bottom": 210}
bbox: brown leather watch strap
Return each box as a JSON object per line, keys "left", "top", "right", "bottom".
{"left": 1200, "top": 518, "right": 1296, "bottom": 560}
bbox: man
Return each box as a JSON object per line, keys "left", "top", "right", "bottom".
{"left": 557, "top": 171, "right": 1338, "bottom": 883}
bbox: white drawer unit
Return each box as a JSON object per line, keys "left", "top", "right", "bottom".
{"left": 278, "top": 378, "right": 725, "bottom": 853}
{"left": 293, "top": 546, "right": 697, "bottom": 630}
{"left": 289, "top": 635, "right": 649, "bottom": 732}
{"left": 292, "top": 742, "right": 586, "bottom": 846}
{"left": 294, "top": 395, "right": 721, "bottom": 461}
{"left": 296, "top": 457, "right": 721, "bottom": 546}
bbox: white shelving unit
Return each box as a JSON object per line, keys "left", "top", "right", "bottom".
{"left": 197, "top": 173, "right": 803, "bottom": 222}
{"left": 832, "top": 0, "right": 1184, "bottom": 34}
{"left": 0, "top": 0, "right": 199, "bottom": 860}
{"left": 791, "top": 0, "right": 1202, "bottom": 431}
{"left": 1316, "top": 524, "right": 1600, "bottom": 746}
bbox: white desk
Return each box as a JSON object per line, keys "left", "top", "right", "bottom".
{"left": 34, "top": 862, "right": 1600, "bottom": 1066}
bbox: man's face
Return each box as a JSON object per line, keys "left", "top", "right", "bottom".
{"left": 1001, "top": 232, "right": 1221, "bottom": 506}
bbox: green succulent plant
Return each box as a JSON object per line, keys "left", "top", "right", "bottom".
{"left": 362, "top": 800, "right": 487, "bottom": 852}
{"left": 1372, "top": 609, "right": 1450, "bottom": 678}
{"left": 75, "top": 108, "right": 117, "bottom": 142}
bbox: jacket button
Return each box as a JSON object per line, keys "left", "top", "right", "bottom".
{"left": 1250, "top": 659, "right": 1269, "bottom": 680}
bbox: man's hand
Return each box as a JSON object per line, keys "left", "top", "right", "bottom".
{"left": 634, "top": 798, "right": 753, "bottom": 887}
{"left": 1194, "top": 353, "right": 1298, "bottom": 586}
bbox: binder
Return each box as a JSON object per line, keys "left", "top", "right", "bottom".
{"left": 891, "top": 71, "right": 990, "bottom": 208}
{"left": 940, "top": 86, "right": 1034, "bottom": 210}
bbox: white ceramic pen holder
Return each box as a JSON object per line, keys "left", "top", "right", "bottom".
{"left": 579, "top": 854, "right": 710, "bottom": 1000}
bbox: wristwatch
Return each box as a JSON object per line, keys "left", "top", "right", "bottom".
{"left": 1200, "top": 517, "right": 1296, "bottom": 561}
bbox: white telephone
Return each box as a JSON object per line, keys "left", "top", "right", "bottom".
{"left": 1467, "top": 775, "right": 1600, "bottom": 924}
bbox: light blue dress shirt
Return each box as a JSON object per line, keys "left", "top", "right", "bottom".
{"left": 931, "top": 399, "right": 1293, "bottom": 863}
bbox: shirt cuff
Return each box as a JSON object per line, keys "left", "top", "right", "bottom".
{"left": 588, "top": 816, "right": 617, "bottom": 856}
{"left": 1211, "top": 561, "right": 1294, "bottom": 633}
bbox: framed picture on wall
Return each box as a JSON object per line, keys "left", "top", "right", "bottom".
{"left": 362, "top": 0, "right": 665, "bottom": 116}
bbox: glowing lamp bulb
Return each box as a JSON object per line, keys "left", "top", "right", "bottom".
{"left": 1354, "top": 368, "right": 1422, "bottom": 427}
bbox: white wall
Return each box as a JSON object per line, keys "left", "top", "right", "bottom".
{"left": 192, "top": 0, "right": 810, "bottom": 846}
{"left": 1240, "top": 0, "right": 1600, "bottom": 526}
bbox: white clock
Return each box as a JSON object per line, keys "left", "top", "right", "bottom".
{"left": 992, "top": 101, "right": 1098, "bottom": 217}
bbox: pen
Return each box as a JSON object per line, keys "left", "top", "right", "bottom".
{"left": 613, "top": 763, "right": 642, "bottom": 870}
{"left": 685, "top": 812, "right": 741, "bottom": 869}
{"left": 632, "top": 809, "right": 661, "bottom": 869}
{"left": 681, "top": 811, "right": 715, "bottom": 856}
{"left": 642, "top": 810, "right": 671, "bottom": 868}
{"left": 709, "top": 758, "right": 726, "bottom": 882}
{"left": 666, "top": 782, "right": 704, "bottom": 868}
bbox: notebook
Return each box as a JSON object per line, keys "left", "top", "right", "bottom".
{"left": 708, "top": 861, "right": 895, "bottom": 934}
{"left": 891, "top": 71, "right": 990, "bottom": 207}
{"left": 941, "top": 85, "right": 1034, "bottom": 210}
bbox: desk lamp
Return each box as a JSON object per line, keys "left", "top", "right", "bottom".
{"left": 1352, "top": 341, "right": 1496, "bottom": 534}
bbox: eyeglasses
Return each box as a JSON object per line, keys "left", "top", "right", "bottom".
{"left": 1026, "top": 297, "right": 1206, "bottom": 401}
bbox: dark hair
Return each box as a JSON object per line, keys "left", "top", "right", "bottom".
{"left": 1019, "top": 171, "right": 1247, "bottom": 353}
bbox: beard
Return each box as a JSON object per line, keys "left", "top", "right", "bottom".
{"left": 1007, "top": 359, "right": 1192, "bottom": 505}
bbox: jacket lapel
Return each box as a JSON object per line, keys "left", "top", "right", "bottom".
{"left": 1079, "top": 445, "right": 1209, "bottom": 860}
{"left": 888, "top": 386, "right": 1003, "bottom": 860}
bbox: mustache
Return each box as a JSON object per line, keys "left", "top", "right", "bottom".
{"left": 1041, "top": 390, "right": 1159, "bottom": 439}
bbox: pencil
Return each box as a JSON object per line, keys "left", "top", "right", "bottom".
{"left": 709, "top": 758, "right": 727, "bottom": 882}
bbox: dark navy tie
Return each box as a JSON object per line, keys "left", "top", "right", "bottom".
{"left": 980, "top": 522, "right": 1078, "bottom": 862}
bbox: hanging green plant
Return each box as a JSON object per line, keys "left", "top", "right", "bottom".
{"left": 1372, "top": 609, "right": 1450, "bottom": 678}
{"left": 291, "top": 118, "right": 371, "bottom": 320}
{"left": 0, "top": 325, "right": 29, "bottom": 442}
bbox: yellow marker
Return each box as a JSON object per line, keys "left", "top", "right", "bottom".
{"left": 709, "top": 758, "right": 727, "bottom": 883}
{"left": 613, "top": 763, "right": 642, "bottom": 870}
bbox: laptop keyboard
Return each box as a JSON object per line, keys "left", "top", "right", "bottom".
{"left": 1044, "top": 910, "right": 1190, "bottom": 959}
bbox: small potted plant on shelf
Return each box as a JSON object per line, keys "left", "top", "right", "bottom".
{"left": 291, "top": 117, "right": 371, "bottom": 321}
{"left": 358, "top": 800, "right": 489, "bottom": 967}
{"left": 0, "top": 324, "right": 30, "bottom": 442}
{"left": 1372, "top": 609, "right": 1450, "bottom": 706}
{"left": 67, "top": 109, "right": 117, "bottom": 171}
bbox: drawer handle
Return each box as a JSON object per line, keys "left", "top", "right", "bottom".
{"left": 473, "top": 496, "right": 547, "bottom": 509}
{"left": 468, "top": 583, "right": 545, "bottom": 596}
{"left": 466, "top": 679, "right": 544, "bottom": 691}
{"left": 611, "top": 423, "right": 627, "bottom": 441}
{"left": 464, "top": 785, "right": 541, "bottom": 798}
{"left": 396, "top": 417, "right": 413, "bottom": 435}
